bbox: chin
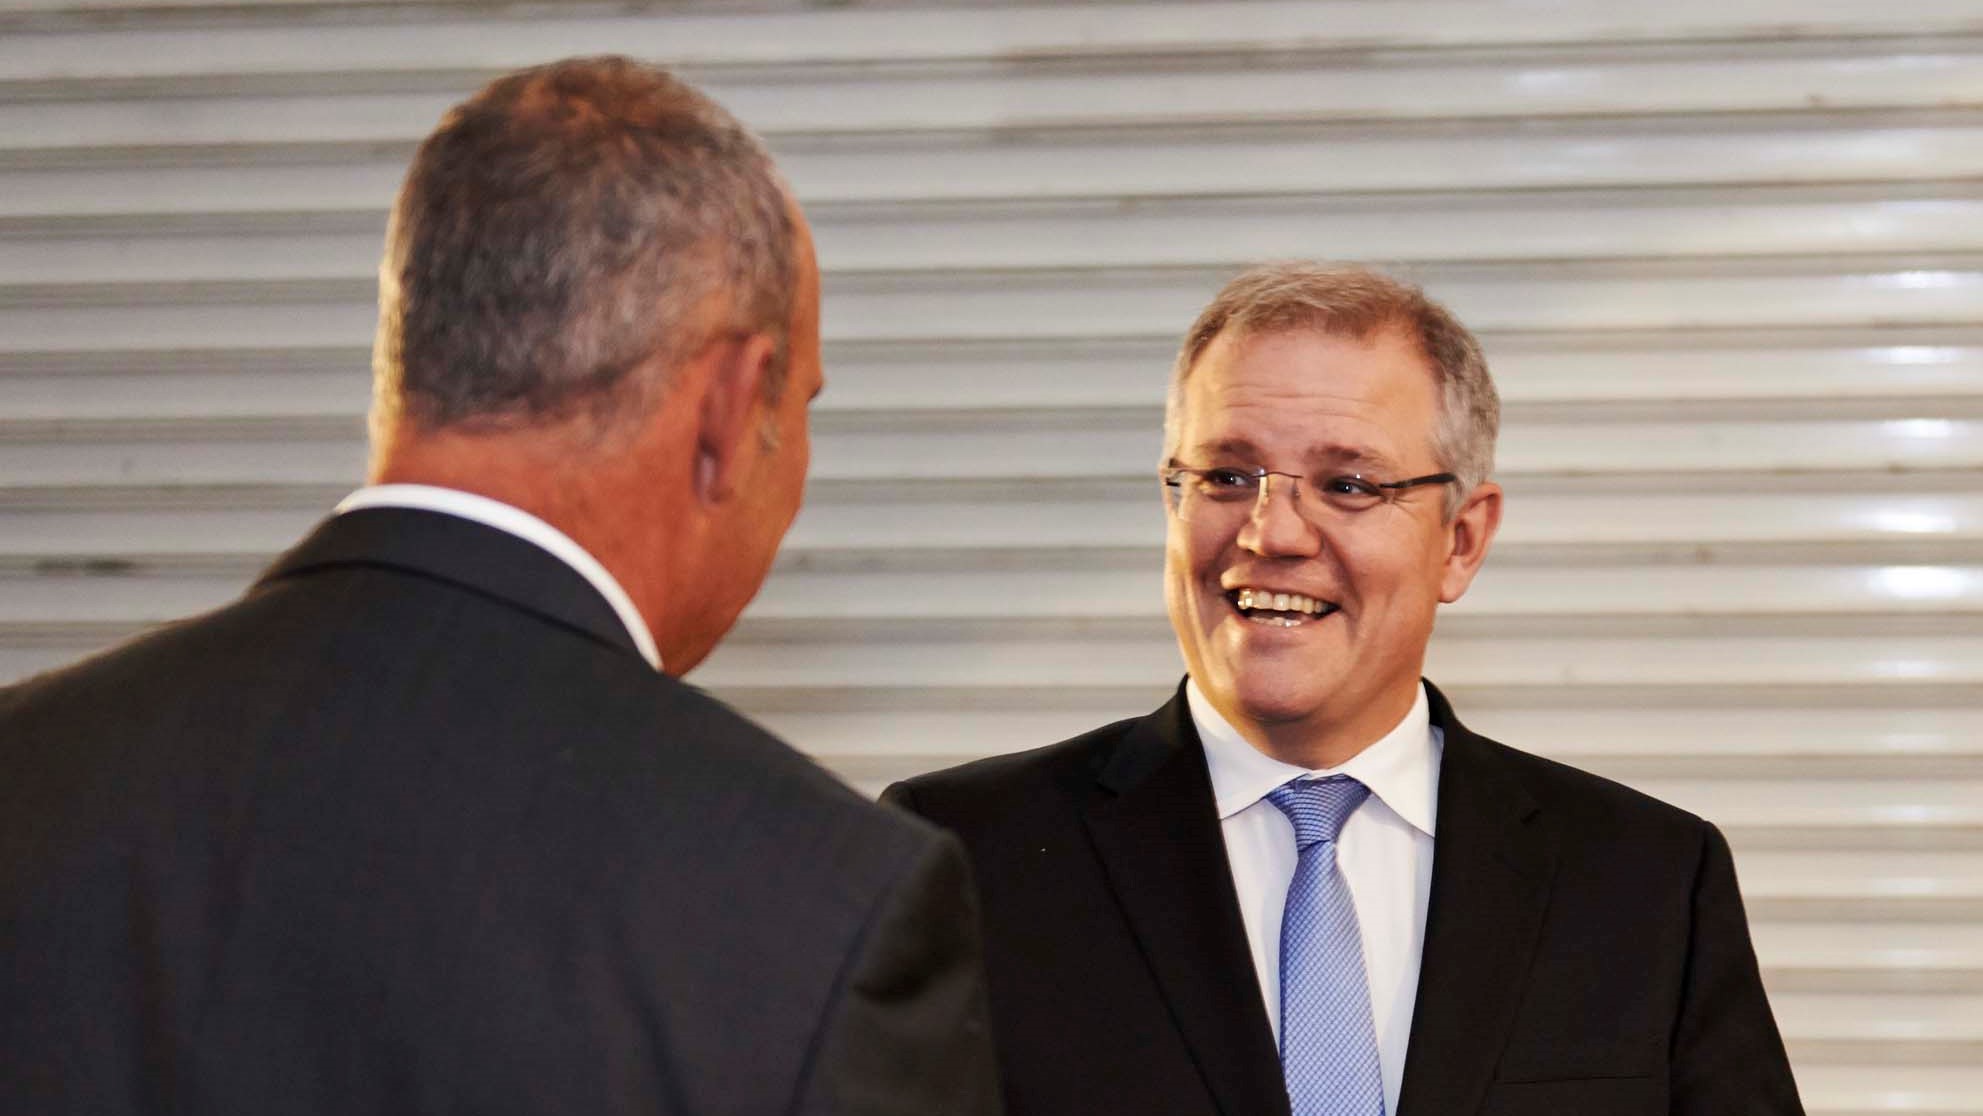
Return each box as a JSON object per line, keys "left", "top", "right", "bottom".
{"left": 1236, "top": 697, "right": 1332, "bottom": 730}
{"left": 1210, "top": 674, "right": 1337, "bottom": 730}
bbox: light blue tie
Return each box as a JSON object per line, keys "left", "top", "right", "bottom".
{"left": 1267, "top": 776, "right": 1385, "bottom": 1116}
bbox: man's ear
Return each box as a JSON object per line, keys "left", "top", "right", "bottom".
{"left": 691, "top": 332, "right": 778, "bottom": 504}
{"left": 1439, "top": 480, "right": 1502, "bottom": 604}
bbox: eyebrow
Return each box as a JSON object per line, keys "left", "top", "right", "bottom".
{"left": 1187, "top": 437, "right": 1398, "bottom": 472}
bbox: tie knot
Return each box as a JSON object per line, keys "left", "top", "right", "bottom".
{"left": 1266, "top": 776, "right": 1370, "bottom": 849}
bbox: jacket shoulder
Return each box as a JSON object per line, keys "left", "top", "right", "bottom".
{"left": 1458, "top": 726, "right": 1711, "bottom": 844}
{"left": 658, "top": 678, "right": 944, "bottom": 853}
{"left": 883, "top": 711, "right": 1148, "bottom": 828}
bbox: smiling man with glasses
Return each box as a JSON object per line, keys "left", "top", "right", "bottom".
{"left": 887, "top": 263, "right": 1802, "bottom": 1116}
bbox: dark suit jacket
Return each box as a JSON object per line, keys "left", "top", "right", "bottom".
{"left": 1, "top": 507, "right": 1000, "bottom": 1116}
{"left": 884, "top": 682, "right": 1802, "bottom": 1116}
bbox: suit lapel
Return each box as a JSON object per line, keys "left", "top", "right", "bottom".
{"left": 1081, "top": 690, "right": 1291, "bottom": 1116}
{"left": 256, "top": 507, "right": 644, "bottom": 664}
{"left": 1396, "top": 683, "right": 1559, "bottom": 1116}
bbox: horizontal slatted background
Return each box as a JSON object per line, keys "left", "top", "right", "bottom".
{"left": 3, "top": 3, "right": 1979, "bottom": 1110}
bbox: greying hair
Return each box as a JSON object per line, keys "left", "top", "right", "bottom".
{"left": 1165, "top": 262, "right": 1499, "bottom": 516}
{"left": 373, "top": 56, "right": 796, "bottom": 435}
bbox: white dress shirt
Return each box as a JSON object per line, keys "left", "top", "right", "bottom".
{"left": 335, "top": 484, "right": 663, "bottom": 672}
{"left": 1190, "top": 678, "right": 1441, "bottom": 1115}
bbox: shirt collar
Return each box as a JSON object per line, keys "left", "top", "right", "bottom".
{"left": 1189, "top": 677, "right": 1439, "bottom": 837}
{"left": 335, "top": 484, "right": 663, "bottom": 673}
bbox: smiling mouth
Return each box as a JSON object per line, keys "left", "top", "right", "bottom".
{"left": 1228, "top": 587, "right": 1340, "bottom": 627}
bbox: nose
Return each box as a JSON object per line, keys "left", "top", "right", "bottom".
{"left": 1236, "top": 472, "right": 1323, "bottom": 557}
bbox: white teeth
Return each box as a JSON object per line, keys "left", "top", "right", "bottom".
{"left": 1233, "top": 588, "right": 1331, "bottom": 617}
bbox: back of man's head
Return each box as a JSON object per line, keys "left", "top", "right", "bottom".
{"left": 372, "top": 55, "right": 796, "bottom": 440}
{"left": 364, "top": 57, "right": 822, "bottom": 674}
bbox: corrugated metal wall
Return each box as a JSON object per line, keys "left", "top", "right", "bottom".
{"left": 3, "top": 2, "right": 1979, "bottom": 1109}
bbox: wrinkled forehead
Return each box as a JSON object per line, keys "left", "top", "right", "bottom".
{"left": 1164, "top": 322, "right": 1442, "bottom": 462}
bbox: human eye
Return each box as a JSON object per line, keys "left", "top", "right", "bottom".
{"left": 1197, "top": 467, "right": 1260, "bottom": 499}
{"left": 1319, "top": 474, "right": 1383, "bottom": 509}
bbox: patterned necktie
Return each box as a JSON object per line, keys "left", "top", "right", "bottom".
{"left": 1266, "top": 775, "right": 1386, "bottom": 1116}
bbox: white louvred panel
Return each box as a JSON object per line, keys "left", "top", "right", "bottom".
{"left": 6, "top": 265, "right": 1982, "bottom": 352}
{"left": 9, "top": 121, "right": 1983, "bottom": 216}
{"left": 9, "top": 189, "right": 1983, "bottom": 283}
{"left": 2, "top": 3, "right": 1979, "bottom": 1109}
{"left": 2, "top": 3, "right": 1979, "bottom": 80}
{"left": 4, "top": 44, "right": 1980, "bottom": 147}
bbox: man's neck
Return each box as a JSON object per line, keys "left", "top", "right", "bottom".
{"left": 369, "top": 425, "right": 687, "bottom": 669}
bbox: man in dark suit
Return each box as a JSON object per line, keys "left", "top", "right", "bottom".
{"left": 887, "top": 264, "right": 1802, "bottom": 1116}
{"left": 1, "top": 57, "right": 999, "bottom": 1116}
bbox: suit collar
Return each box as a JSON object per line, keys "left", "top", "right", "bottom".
{"left": 1189, "top": 677, "right": 1439, "bottom": 837}
{"left": 257, "top": 507, "right": 647, "bottom": 665}
{"left": 1084, "top": 685, "right": 1292, "bottom": 1116}
{"left": 336, "top": 485, "right": 660, "bottom": 670}
{"left": 1396, "top": 681, "right": 1559, "bottom": 1116}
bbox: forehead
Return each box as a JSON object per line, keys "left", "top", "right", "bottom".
{"left": 1174, "top": 325, "right": 1441, "bottom": 466}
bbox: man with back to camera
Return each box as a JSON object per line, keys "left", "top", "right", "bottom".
{"left": 0, "top": 57, "right": 1000, "bottom": 1116}
{"left": 887, "top": 263, "right": 1803, "bottom": 1116}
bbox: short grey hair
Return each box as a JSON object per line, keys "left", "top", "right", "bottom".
{"left": 373, "top": 56, "right": 796, "bottom": 435}
{"left": 1165, "top": 262, "right": 1499, "bottom": 516}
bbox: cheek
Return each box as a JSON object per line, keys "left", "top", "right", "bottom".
{"left": 792, "top": 407, "right": 812, "bottom": 456}
{"left": 1162, "top": 535, "right": 1207, "bottom": 624}
{"left": 1165, "top": 523, "right": 1223, "bottom": 593}
{"left": 1343, "top": 527, "right": 1450, "bottom": 608}
{"left": 779, "top": 424, "right": 811, "bottom": 511}
{"left": 1161, "top": 544, "right": 1189, "bottom": 610}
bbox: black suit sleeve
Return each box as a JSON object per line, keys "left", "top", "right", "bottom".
{"left": 1671, "top": 821, "right": 1804, "bottom": 1115}
{"left": 793, "top": 829, "right": 1002, "bottom": 1116}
